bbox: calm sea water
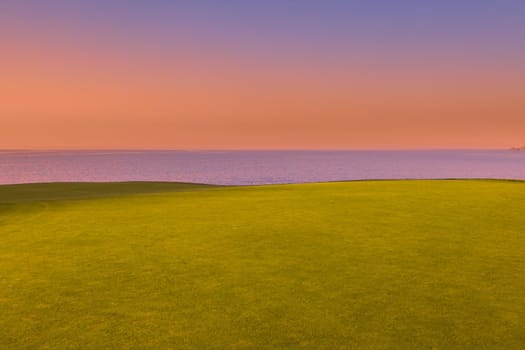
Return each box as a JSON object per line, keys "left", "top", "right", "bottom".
{"left": 0, "top": 150, "right": 524, "bottom": 185}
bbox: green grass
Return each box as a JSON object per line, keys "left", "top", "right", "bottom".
{"left": 1, "top": 180, "right": 525, "bottom": 349}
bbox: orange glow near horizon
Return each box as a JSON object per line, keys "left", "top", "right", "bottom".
{"left": 1, "top": 4, "right": 525, "bottom": 150}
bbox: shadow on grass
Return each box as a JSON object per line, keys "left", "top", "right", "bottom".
{"left": 0, "top": 182, "right": 216, "bottom": 204}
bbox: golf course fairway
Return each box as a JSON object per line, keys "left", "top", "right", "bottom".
{"left": 1, "top": 180, "right": 525, "bottom": 349}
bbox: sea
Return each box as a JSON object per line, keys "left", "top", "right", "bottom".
{"left": 1, "top": 150, "right": 524, "bottom": 185}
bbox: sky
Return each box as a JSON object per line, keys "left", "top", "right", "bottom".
{"left": 1, "top": 0, "right": 524, "bottom": 149}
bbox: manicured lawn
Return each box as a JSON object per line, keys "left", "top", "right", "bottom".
{"left": 1, "top": 180, "right": 525, "bottom": 349}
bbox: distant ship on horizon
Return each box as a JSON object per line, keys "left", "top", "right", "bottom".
{"left": 510, "top": 146, "right": 525, "bottom": 151}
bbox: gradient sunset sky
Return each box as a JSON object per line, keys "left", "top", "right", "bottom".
{"left": 1, "top": 1, "right": 524, "bottom": 149}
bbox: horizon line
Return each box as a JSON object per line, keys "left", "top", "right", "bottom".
{"left": 0, "top": 147, "right": 516, "bottom": 152}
